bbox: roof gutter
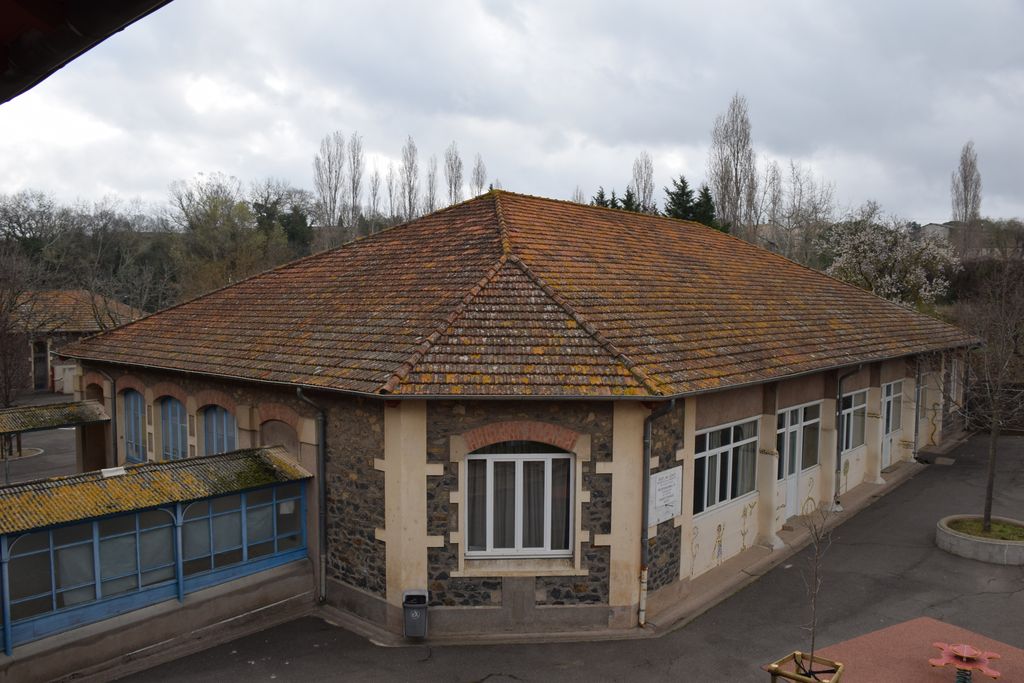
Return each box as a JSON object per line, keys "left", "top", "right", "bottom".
{"left": 639, "top": 398, "right": 676, "bottom": 627}
{"left": 296, "top": 387, "right": 328, "bottom": 604}
{"left": 61, "top": 343, "right": 974, "bottom": 404}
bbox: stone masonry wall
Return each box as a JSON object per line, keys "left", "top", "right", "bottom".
{"left": 647, "top": 402, "right": 684, "bottom": 592}
{"left": 324, "top": 397, "right": 386, "bottom": 597}
{"left": 426, "top": 401, "right": 613, "bottom": 608}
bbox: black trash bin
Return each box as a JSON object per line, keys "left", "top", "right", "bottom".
{"left": 402, "top": 589, "right": 429, "bottom": 638}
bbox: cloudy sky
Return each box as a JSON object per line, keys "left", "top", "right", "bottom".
{"left": 1, "top": 0, "right": 1021, "bottom": 222}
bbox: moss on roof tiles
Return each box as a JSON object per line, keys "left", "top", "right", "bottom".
{"left": 0, "top": 400, "right": 109, "bottom": 436}
{"left": 0, "top": 447, "right": 311, "bottom": 535}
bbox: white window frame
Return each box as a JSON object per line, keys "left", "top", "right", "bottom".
{"left": 840, "top": 390, "right": 868, "bottom": 452}
{"left": 883, "top": 380, "right": 903, "bottom": 435}
{"left": 949, "top": 358, "right": 962, "bottom": 407}
{"left": 776, "top": 401, "right": 823, "bottom": 480}
{"left": 464, "top": 451, "right": 574, "bottom": 559}
{"left": 693, "top": 416, "right": 759, "bottom": 517}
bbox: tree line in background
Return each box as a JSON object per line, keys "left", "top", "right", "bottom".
{"left": 0, "top": 94, "right": 1020, "bottom": 324}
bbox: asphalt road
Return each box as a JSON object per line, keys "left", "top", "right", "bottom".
{"left": 127, "top": 435, "right": 1024, "bottom": 682}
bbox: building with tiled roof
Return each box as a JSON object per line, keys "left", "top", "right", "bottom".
{"left": 19, "top": 289, "right": 142, "bottom": 392}
{"left": 58, "top": 191, "right": 969, "bottom": 641}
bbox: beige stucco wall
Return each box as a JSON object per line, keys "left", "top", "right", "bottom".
{"left": 695, "top": 384, "right": 762, "bottom": 430}
{"left": 777, "top": 373, "right": 825, "bottom": 410}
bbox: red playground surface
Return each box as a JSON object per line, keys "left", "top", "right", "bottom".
{"left": 815, "top": 617, "right": 1021, "bottom": 682}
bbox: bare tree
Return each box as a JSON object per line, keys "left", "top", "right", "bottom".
{"left": 631, "top": 151, "right": 656, "bottom": 213}
{"left": 571, "top": 186, "right": 586, "bottom": 204}
{"left": 951, "top": 140, "right": 982, "bottom": 225}
{"left": 347, "top": 132, "right": 364, "bottom": 227}
{"left": 800, "top": 503, "right": 837, "bottom": 677}
{"left": 708, "top": 93, "right": 758, "bottom": 240}
{"left": 385, "top": 163, "right": 398, "bottom": 222}
{"left": 957, "top": 261, "right": 1024, "bottom": 532}
{"left": 471, "top": 154, "right": 487, "bottom": 196}
{"left": 400, "top": 136, "right": 420, "bottom": 221}
{"left": 368, "top": 166, "right": 382, "bottom": 221}
{"left": 0, "top": 244, "right": 37, "bottom": 409}
{"left": 312, "top": 131, "right": 346, "bottom": 226}
{"left": 444, "top": 141, "right": 464, "bottom": 205}
{"left": 424, "top": 154, "right": 439, "bottom": 214}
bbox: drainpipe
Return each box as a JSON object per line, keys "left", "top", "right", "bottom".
{"left": 913, "top": 359, "right": 923, "bottom": 461}
{"left": 94, "top": 368, "right": 117, "bottom": 468}
{"left": 833, "top": 366, "right": 861, "bottom": 512}
{"left": 639, "top": 398, "right": 676, "bottom": 627}
{"left": 296, "top": 387, "right": 328, "bottom": 604}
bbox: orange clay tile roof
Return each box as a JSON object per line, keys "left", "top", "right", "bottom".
{"left": 61, "top": 191, "right": 973, "bottom": 398}
{"left": 21, "top": 289, "right": 143, "bottom": 333}
{"left": 0, "top": 447, "right": 311, "bottom": 535}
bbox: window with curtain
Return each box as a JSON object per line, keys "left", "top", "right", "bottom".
{"left": 123, "top": 390, "right": 146, "bottom": 464}
{"left": 202, "top": 405, "right": 237, "bottom": 456}
{"left": 693, "top": 418, "right": 759, "bottom": 515}
{"left": 160, "top": 397, "right": 187, "bottom": 461}
{"left": 841, "top": 391, "right": 867, "bottom": 452}
{"left": 465, "top": 440, "right": 573, "bottom": 558}
{"left": 776, "top": 402, "right": 821, "bottom": 478}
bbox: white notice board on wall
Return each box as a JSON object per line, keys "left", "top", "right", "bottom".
{"left": 649, "top": 465, "right": 682, "bottom": 526}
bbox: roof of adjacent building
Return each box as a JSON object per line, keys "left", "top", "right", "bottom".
{"left": 61, "top": 191, "right": 974, "bottom": 398}
{"left": 0, "top": 447, "right": 311, "bottom": 535}
{"left": 21, "top": 289, "right": 143, "bottom": 334}
{"left": 0, "top": 400, "right": 109, "bottom": 436}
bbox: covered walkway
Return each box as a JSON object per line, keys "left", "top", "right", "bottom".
{"left": 0, "top": 447, "right": 311, "bottom": 657}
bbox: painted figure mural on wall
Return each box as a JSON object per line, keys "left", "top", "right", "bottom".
{"left": 714, "top": 523, "right": 724, "bottom": 567}
{"left": 740, "top": 500, "right": 758, "bottom": 550}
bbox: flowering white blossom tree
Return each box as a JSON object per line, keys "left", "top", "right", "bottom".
{"left": 818, "top": 202, "right": 959, "bottom": 309}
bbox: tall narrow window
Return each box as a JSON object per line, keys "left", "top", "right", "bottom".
{"left": 123, "top": 390, "right": 146, "bottom": 464}
{"left": 840, "top": 390, "right": 867, "bottom": 452}
{"left": 202, "top": 406, "right": 237, "bottom": 456}
{"left": 160, "top": 397, "right": 187, "bottom": 461}
{"left": 465, "top": 440, "right": 573, "bottom": 558}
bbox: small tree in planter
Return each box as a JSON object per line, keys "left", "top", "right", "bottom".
{"left": 956, "top": 259, "right": 1024, "bottom": 533}
{"left": 763, "top": 503, "right": 844, "bottom": 682}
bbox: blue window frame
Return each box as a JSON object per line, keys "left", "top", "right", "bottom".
{"left": 159, "top": 397, "right": 187, "bottom": 461}
{"left": 181, "top": 484, "right": 303, "bottom": 576}
{"left": 202, "top": 406, "right": 237, "bottom": 456}
{"left": 123, "top": 390, "right": 146, "bottom": 464}
{"left": 0, "top": 483, "right": 306, "bottom": 655}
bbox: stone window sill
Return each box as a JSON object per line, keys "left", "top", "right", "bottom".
{"left": 453, "top": 557, "right": 588, "bottom": 578}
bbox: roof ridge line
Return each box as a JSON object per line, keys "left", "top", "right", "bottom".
{"left": 378, "top": 253, "right": 511, "bottom": 394}
{"left": 506, "top": 255, "right": 665, "bottom": 396}
{"left": 492, "top": 191, "right": 513, "bottom": 255}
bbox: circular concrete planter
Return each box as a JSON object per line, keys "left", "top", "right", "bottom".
{"left": 936, "top": 515, "right": 1024, "bottom": 565}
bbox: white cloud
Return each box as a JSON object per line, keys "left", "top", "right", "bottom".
{"left": 0, "top": 0, "right": 1021, "bottom": 220}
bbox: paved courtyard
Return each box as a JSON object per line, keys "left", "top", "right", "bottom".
{"left": 127, "top": 434, "right": 1024, "bottom": 682}
{"left": 3, "top": 392, "right": 77, "bottom": 485}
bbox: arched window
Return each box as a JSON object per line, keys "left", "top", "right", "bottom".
{"left": 260, "top": 420, "right": 299, "bottom": 455}
{"left": 122, "top": 389, "right": 146, "bottom": 464}
{"left": 202, "top": 406, "right": 237, "bottom": 456}
{"left": 465, "top": 440, "right": 573, "bottom": 557}
{"left": 159, "top": 397, "right": 187, "bottom": 461}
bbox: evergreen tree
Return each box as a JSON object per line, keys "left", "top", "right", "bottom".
{"left": 693, "top": 184, "right": 722, "bottom": 231}
{"left": 591, "top": 186, "right": 610, "bottom": 208}
{"left": 663, "top": 175, "right": 696, "bottom": 220}
{"left": 620, "top": 186, "right": 641, "bottom": 213}
{"left": 609, "top": 189, "right": 621, "bottom": 210}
